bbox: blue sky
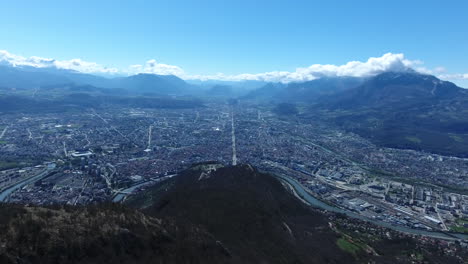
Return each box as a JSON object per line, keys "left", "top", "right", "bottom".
{"left": 0, "top": 0, "right": 467, "bottom": 85}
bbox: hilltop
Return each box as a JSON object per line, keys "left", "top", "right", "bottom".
{"left": 0, "top": 164, "right": 466, "bottom": 263}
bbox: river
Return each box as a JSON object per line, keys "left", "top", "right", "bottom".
{"left": 112, "top": 174, "right": 176, "bottom": 203}
{"left": 0, "top": 163, "right": 56, "bottom": 202}
{"left": 6, "top": 162, "right": 461, "bottom": 241}
{"left": 276, "top": 174, "right": 468, "bottom": 241}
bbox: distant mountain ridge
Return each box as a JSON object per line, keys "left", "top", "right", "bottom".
{"left": 310, "top": 72, "right": 468, "bottom": 157}
{"left": 279, "top": 76, "right": 364, "bottom": 102}
{"left": 0, "top": 65, "right": 72, "bottom": 89}
{"left": 0, "top": 65, "right": 192, "bottom": 95}
{"left": 4, "top": 63, "right": 465, "bottom": 102}
{"left": 243, "top": 77, "right": 363, "bottom": 102}
{"left": 241, "top": 82, "right": 286, "bottom": 101}
{"left": 241, "top": 70, "right": 468, "bottom": 157}
{"left": 107, "top": 73, "right": 192, "bottom": 95}
{"left": 323, "top": 71, "right": 466, "bottom": 109}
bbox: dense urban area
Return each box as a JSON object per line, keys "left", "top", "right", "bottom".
{"left": 1, "top": 101, "right": 468, "bottom": 237}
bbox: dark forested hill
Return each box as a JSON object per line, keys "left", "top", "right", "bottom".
{"left": 126, "top": 163, "right": 466, "bottom": 263}
{"left": 0, "top": 203, "right": 232, "bottom": 264}
{"left": 0, "top": 164, "right": 466, "bottom": 263}
{"left": 128, "top": 163, "right": 352, "bottom": 263}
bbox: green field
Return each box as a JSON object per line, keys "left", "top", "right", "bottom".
{"left": 0, "top": 161, "right": 19, "bottom": 171}
{"left": 450, "top": 218, "right": 468, "bottom": 233}
{"left": 405, "top": 136, "right": 422, "bottom": 144}
{"left": 336, "top": 238, "right": 362, "bottom": 255}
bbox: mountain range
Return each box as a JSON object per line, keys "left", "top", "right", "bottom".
{"left": 0, "top": 65, "right": 193, "bottom": 95}
{"left": 243, "top": 77, "right": 363, "bottom": 102}
{"left": 309, "top": 72, "right": 468, "bottom": 157}
{"left": 0, "top": 65, "right": 261, "bottom": 96}
{"left": 322, "top": 71, "right": 466, "bottom": 109}
{"left": 2, "top": 64, "right": 468, "bottom": 156}
{"left": 243, "top": 70, "right": 468, "bottom": 156}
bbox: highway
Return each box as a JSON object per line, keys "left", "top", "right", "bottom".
{"left": 63, "top": 141, "right": 68, "bottom": 157}
{"left": 231, "top": 109, "right": 237, "bottom": 165}
{"left": 146, "top": 125, "right": 153, "bottom": 150}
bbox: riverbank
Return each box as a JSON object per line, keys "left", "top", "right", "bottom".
{"left": 0, "top": 163, "right": 56, "bottom": 202}
{"left": 112, "top": 174, "right": 176, "bottom": 203}
{"left": 276, "top": 174, "right": 468, "bottom": 241}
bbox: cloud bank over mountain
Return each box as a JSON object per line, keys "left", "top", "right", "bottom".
{"left": 0, "top": 50, "right": 119, "bottom": 74}
{"left": 193, "top": 53, "right": 417, "bottom": 82}
{"left": 1, "top": 50, "right": 465, "bottom": 84}
{"left": 438, "top": 73, "right": 468, "bottom": 80}
{"left": 129, "top": 59, "right": 185, "bottom": 76}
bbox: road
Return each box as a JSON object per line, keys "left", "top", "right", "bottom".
{"left": 146, "top": 125, "right": 153, "bottom": 150}
{"left": 0, "top": 126, "right": 8, "bottom": 139}
{"left": 112, "top": 174, "right": 176, "bottom": 203}
{"left": 84, "top": 133, "right": 91, "bottom": 148}
{"left": 92, "top": 109, "right": 129, "bottom": 141}
{"left": 63, "top": 141, "right": 68, "bottom": 157}
{"left": 435, "top": 201, "right": 449, "bottom": 231}
{"left": 0, "top": 163, "right": 56, "bottom": 202}
{"left": 104, "top": 163, "right": 117, "bottom": 191}
{"left": 265, "top": 160, "right": 354, "bottom": 192}
{"left": 231, "top": 109, "right": 237, "bottom": 165}
{"left": 27, "top": 128, "right": 33, "bottom": 140}
{"left": 266, "top": 160, "right": 450, "bottom": 234}
{"left": 296, "top": 136, "right": 370, "bottom": 171}
{"left": 73, "top": 175, "right": 91, "bottom": 205}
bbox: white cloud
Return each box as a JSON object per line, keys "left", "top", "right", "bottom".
{"left": 0, "top": 50, "right": 119, "bottom": 74}
{"left": 54, "top": 58, "right": 119, "bottom": 74}
{"left": 433, "top": 67, "right": 446, "bottom": 74}
{"left": 185, "top": 53, "right": 421, "bottom": 83}
{"left": 1, "top": 50, "right": 465, "bottom": 83}
{"left": 0, "top": 50, "right": 54, "bottom": 67}
{"left": 415, "top": 66, "right": 447, "bottom": 75}
{"left": 438, "top": 73, "right": 468, "bottom": 80}
{"left": 0, "top": 50, "right": 188, "bottom": 76}
{"left": 127, "top": 59, "right": 185, "bottom": 76}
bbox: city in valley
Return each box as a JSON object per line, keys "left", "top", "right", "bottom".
{"left": 3, "top": 2, "right": 468, "bottom": 262}
{"left": 1, "top": 101, "right": 467, "bottom": 234}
